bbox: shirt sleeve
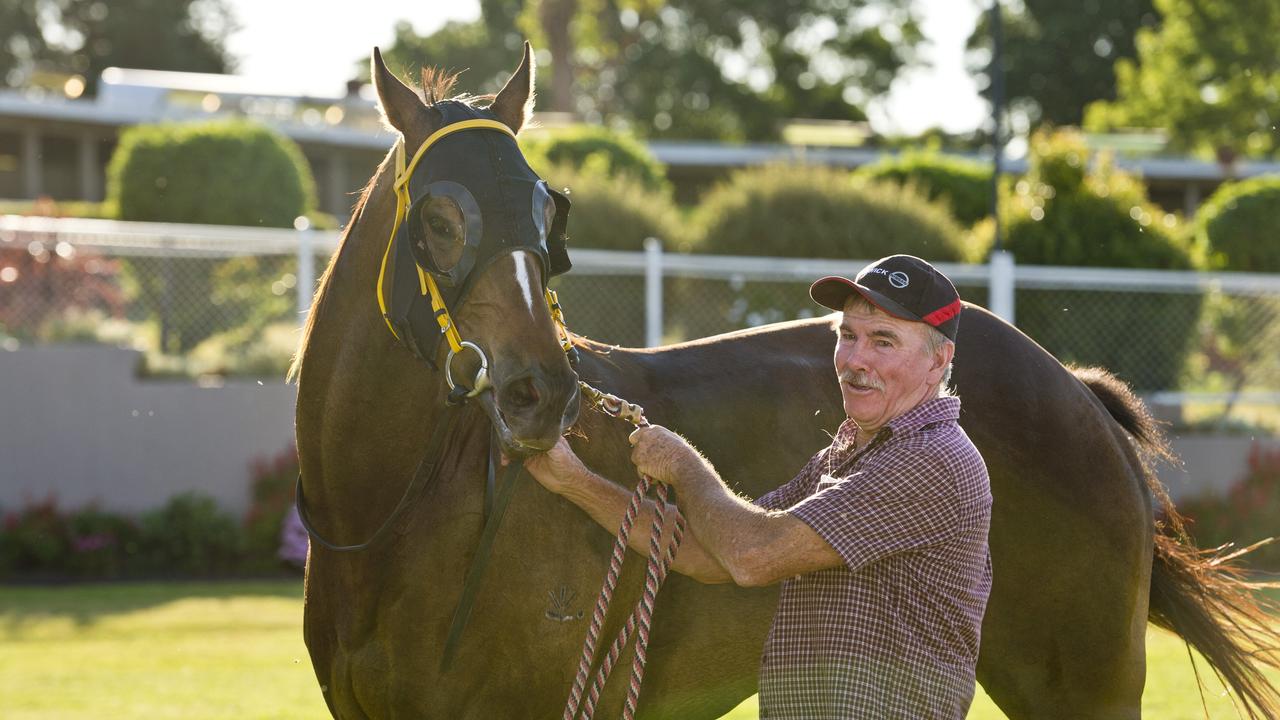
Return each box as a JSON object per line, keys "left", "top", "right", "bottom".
{"left": 786, "top": 449, "right": 960, "bottom": 572}
{"left": 753, "top": 447, "right": 827, "bottom": 511}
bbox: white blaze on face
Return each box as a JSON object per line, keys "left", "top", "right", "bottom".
{"left": 512, "top": 250, "right": 536, "bottom": 317}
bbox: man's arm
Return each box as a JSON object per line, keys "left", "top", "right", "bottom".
{"left": 635, "top": 431, "right": 844, "bottom": 587}
{"left": 524, "top": 438, "right": 734, "bottom": 584}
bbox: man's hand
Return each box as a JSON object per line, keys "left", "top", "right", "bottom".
{"left": 523, "top": 436, "right": 587, "bottom": 495}
{"left": 629, "top": 425, "right": 701, "bottom": 487}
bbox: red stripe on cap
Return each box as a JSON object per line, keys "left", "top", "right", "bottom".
{"left": 922, "top": 298, "right": 961, "bottom": 326}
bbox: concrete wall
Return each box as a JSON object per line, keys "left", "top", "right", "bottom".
{"left": 1160, "top": 434, "right": 1270, "bottom": 501}
{"left": 0, "top": 345, "right": 295, "bottom": 515}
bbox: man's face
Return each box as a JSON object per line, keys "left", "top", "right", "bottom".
{"left": 834, "top": 301, "right": 951, "bottom": 433}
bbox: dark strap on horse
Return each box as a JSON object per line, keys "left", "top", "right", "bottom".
{"left": 295, "top": 402, "right": 461, "bottom": 553}
{"left": 440, "top": 455, "right": 526, "bottom": 672}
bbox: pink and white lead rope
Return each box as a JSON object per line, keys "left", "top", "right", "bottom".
{"left": 564, "top": 382, "right": 687, "bottom": 720}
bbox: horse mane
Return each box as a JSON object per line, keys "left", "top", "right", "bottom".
{"left": 288, "top": 67, "right": 485, "bottom": 383}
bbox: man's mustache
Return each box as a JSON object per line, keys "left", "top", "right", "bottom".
{"left": 839, "top": 370, "right": 884, "bottom": 391}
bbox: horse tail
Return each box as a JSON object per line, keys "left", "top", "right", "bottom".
{"left": 1071, "top": 365, "right": 1174, "bottom": 465}
{"left": 1150, "top": 535, "right": 1280, "bottom": 719}
{"left": 1074, "top": 365, "right": 1280, "bottom": 717}
{"left": 1071, "top": 365, "right": 1182, "bottom": 534}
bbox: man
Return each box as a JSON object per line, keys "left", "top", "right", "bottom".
{"left": 526, "top": 255, "right": 992, "bottom": 719}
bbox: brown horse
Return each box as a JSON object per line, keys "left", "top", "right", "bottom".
{"left": 293, "top": 46, "right": 1280, "bottom": 719}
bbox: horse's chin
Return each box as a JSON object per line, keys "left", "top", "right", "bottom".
{"left": 476, "top": 384, "right": 580, "bottom": 461}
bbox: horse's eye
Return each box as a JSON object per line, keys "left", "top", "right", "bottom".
{"left": 427, "top": 215, "right": 453, "bottom": 237}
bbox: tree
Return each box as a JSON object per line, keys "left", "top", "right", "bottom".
{"left": 967, "top": 0, "right": 1160, "bottom": 128}
{"left": 1, "top": 0, "right": 236, "bottom": 94}
{"left": 374, "top": 0, "right": 926, "bottom": 141}
{"left": 0, "top": 0, "right": 49, "bottom": 87}
{"left": 1084, "top": 0, "right": 1280, "bottom": 159}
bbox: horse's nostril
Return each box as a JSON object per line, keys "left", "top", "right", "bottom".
{"left": 502, "top": 375, "right": 541, "bottom": 410}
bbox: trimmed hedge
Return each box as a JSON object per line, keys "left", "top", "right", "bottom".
{"left": 536, "top": 163, "right": 684, "bottom": 345}
{"left": 692, "top": 164, "right": 967, "bottom": 260}
{"left": 1194, "top": 175, "right": 1280, "bottom": 272}
{"left": 105, "top": 120, "right": 315, "bottom": 354}
{"left": 108, "top": 119, "right": 315, "bottom": 227}
{"left": 538, "top": 162, "right": 684, "bottom": 252}
{"left": 856, "top": 151, "right": 993, "bottom": 227}
{"left": 974, "top": 129, "right": 1201, "bottom": 391}
{"left": 522, "top": 125, "right": 669, "bottom": 194}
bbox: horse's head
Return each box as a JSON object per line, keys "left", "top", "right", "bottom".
{"left": 371, "top": 44, "right": 580, "bottom": 457}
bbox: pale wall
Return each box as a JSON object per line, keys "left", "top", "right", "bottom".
{"left": 0, "top": 345, "right": 295, "bottom": 515}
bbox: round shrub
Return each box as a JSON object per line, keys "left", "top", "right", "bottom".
{"left": 1194, "top": 175, "right": 1280, "bottom": 272}
{"left": 536, "top": 163, "right": 684, "bottom": 346}
{"left": 108, "top": 119, "right": 315, "bottom": 226}
{"left": 660, "top": 165, "right": 967, "bottom": 341}
{"left": 692, "top": 164, "right": 966, "bottom": 260}
{"left": 106, "top": 120, "right": 314, "bottom": 355}
{"left": 856, "top": 151, "right": 993, "bottom": 226}
{"left": 522, "top": 125, "right": 669, "bottom": 193}
{"left": 976, "top": 129, "right": 1201, "bottom": 391}
{"left": 539, "top": 163, "right": 684, "bottom": 252}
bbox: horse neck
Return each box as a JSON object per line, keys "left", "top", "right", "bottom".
{"left": 295, "top": 152, "right": 483, "bottom": 532}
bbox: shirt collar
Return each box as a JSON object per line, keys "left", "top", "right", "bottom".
{"left": 830, "top": 396, "right": 960, "bottom": 452}
{"left": 885, "top": 396, "right": 961, "bottom": 436}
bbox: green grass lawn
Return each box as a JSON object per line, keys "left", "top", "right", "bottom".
{"left": 1, "top": 580, "right": 1276, "bottom": 719}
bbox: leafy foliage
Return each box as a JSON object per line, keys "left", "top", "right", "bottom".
{"left": 973, "top": 129, "right": 1201, "bottom": 390}
{"left": 242, "top": 445, "right": 300, "bottom": 572}
{"left": 1085, "top": 0, "right": 1280, "bottom": 158}
{"left": 1179, "top": 442, "right": 1280, "bottom": 572}
{"left": 1193, "top": 176, "right": 1280, "bottom": 272}
{"left": 136, "top": 493, "right": 242, "bottom": 576}
{"left": 0, "top": 444, "right": 307, "bottom": 580}
{"left": 106, "top": 120, "right": 313, "bottom": 353}
{"left": 967, "top": 0, "right": 1159, "bottom": 127}
{"left": 522, "top": 125, "right": 669, "bottom": 193}
{"left": 108, "top": 120, "right": 314, "bottom": 227}
{"left": 379, "top": 0, "right": 925, "bottom": 141}
{"left": 693, "top": 164, "right": 966, "bottom": 260}
{"left": 538, "top": 162, "right": 684, "bottom": 252}
{"left": 855, "top": 151, "right": 993, "bottom": 227}
{"left": 0, "top": 242, "right": 125, "bottom": 341}
{"left": 0, "top": 0, "right": 235, "bottom": 93}
{"left": 369, "top": 19, "right": 517, "bottom": 95}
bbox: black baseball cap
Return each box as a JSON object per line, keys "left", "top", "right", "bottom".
{"left": 809, "top": 254, "right": 961, "bottom": 341}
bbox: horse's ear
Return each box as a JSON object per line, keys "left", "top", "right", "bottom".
{"left": 491, "top": 41, "right": 535, "bottom": 134}
{"left": 371, "top": 47, "right": 432, "bottom": 142}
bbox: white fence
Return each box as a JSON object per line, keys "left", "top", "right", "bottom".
{"left": 3, "top": 215, "right": 1280, "bottom": 401}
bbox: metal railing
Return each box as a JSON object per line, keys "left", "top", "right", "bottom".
{"left": 3, "top": 216, "right": 1279, "bottom": 406}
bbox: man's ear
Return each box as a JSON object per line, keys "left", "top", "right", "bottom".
{"left": 932, "top": 339, "right": 955, "bottom": 378}
{"left": 491, "top": 41, "right": 535, "bottom": 134}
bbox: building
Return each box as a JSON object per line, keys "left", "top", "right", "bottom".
{"left": 2, "top": 67, "right": 1278, "bottom": 220}
{"left": 0, "top": 68, "right": 391, "bottom": 218}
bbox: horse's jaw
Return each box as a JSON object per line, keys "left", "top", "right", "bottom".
{"left": 476, "top": 380, "right": 581, "bottom": 459}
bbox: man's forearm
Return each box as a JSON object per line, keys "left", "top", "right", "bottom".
{"left": 558, "top": 465, "right": 732, "bottom": 583}
{"left": 663, "top": 454, "right": 777, "bottom": 586}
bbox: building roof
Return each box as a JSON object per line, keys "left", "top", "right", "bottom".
{"left": 3, "top": 67, "right": 1280, "bottom": 181}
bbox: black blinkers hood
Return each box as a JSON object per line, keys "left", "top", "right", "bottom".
{"left": 383, "top": 101, "right": 572, "bottom": 367}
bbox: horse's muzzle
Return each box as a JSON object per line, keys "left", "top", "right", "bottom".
{"left": 481, "top": 366, "right": 580, "bottom": 457}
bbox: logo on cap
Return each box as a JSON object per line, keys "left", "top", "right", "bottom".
{"left": 888, "top": 271, "right": 910, "bottom": 289}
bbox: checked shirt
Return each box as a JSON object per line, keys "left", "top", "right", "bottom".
{"left": 753, "top": 396, "right": 992, "bottom": 719}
